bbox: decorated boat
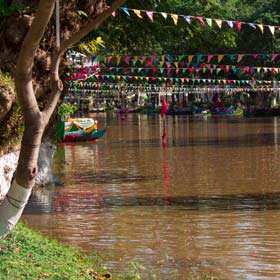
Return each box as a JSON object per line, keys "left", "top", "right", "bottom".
{"left": 210, "top": 106, "right": 235, "bottom": 115}
{"left": 57, "top": 117, "right": 107, "bottom": 143}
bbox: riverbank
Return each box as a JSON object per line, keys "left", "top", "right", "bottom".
{"left": 0, "top": 222, "right": 115, "bottom": 279}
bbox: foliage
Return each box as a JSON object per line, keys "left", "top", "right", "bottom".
{"left": 95, "top": 0, "right": 280, "bottom": 55}
{"left": 58, "top": 103, "right": 78, "bottom": 119}
{"left": 78, "top": 37, "right": 106, "bottom": 55}
{"left": 0, "top": 0, "right": 33, "bottom": 16}
{"left": 0, "top": 71, "right": 14, "bottom": 89}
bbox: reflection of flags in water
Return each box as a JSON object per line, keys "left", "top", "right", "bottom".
{"left": 160, "top": 97, "right": 169, "bottom": 117}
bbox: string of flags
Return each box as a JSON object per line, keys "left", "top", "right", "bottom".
{"left": 70, "top": 74, "right": 280, "bottom": 86}
{"left": 68, "top": 83, "right": 279, "bottom": 96}
{"left": 114, "top": 7, "right": 279, "bottom": 35}
{"left": 68, "top": 53, "right": 280, "bottom": 66}
{"left": 69, "top": 64, "right": 280, "bottom": 81}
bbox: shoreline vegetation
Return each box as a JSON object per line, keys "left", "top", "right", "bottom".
{"left": 0, "top": 222, "right": 216, "bottom": 280}
{"left": 0, "top": 223, "right": 113, "bottom": 280}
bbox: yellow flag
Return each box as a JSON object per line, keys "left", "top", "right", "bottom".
{"left": 218, "top": 55, "right": 224, "bottom": 63}
{"left": 188, "top": 55, "right": 194, "bottom": 63}
{"left": 257, "top": 24, "right": 264, "bottom": 33}
{"left": 159, "top": 60, "right": 165, "bottom": 67}
{"left": 117, "top": 56, "right": 121, "bottom": 65}
{"left": 174, "top": 62, "right": 179, "bottom": 68}
{"left": 133, "top": 9, "right": 143, "bottom": 19}
{"left": 171, "top": 14, "right": 179, "bottom": 25}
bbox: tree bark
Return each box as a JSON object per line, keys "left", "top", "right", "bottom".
{"left": 0, "top": 0, "right": 127, "bottom": 238}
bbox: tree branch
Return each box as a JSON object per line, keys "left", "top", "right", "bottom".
{"left": 15, "top": 0, "right": 56, "bottom": 120}
{"left": 59, "top": 0, "right": 127, "bottom": 53}
{"left": 16, "top": 0, "right": 55, "bottom": 79}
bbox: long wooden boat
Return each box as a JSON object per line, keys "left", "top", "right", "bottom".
{"left": 57, "top": 117, "right": 107, "bottom": 143}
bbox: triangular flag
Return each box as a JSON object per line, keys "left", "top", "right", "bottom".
{"left": 188, "top": 55, "right": 194, "bottom": 63}
{"left": 218, "top": 55, "right": 224, "bottom": 63}
{"left": 124, "top": 56, "right": 131, "bottom": 65}
{"left": 178, "top": 55, "right": 185, "bottom": 62}
{"left": 166, "top": 61, "right": 171, "bottom": 68}
{"left": 215, "top": 19, "right": 223, "bottom": 29}
{"left": 248, "top": 23, "right": 256, "bottom": 29}
{"left": 196, "top": 16, "right": 206, "bottom": 26}
{"left": 116, "top": 56, "right": 121, "bottom": 65}
{"left": 207, "top": 54, "right": 214, "bottom": 63}
{"left": 206, "top": 18, "right": 212, "bottom": 27}
{"left": 133, "top": 9, "right": 143, "bottom": 19}
{"left": 133, "top": 56, "right": 139, "bottom": 64}
{"left": 237, "top": 54, "right": 244, "bottom": 63}
{"left": 269, "top": 25, "right": 275, "bottom": 35}
{"left": 121, "top": 7, "right": 130, "bottom": 16}
{"left": 112, "top": 11, "right": 116, "bottom": 17}
{"left": 146, "top": 11, "right": 154, "bottom": 22}
{"left": 171, "top": 14, "right": 179, "bottom": 25}
{"left": 183, "top": 16, "right": 191, "bottom": 24}
{"left": 257, "top": 24, "right": 264, "bottom": 34}
{"left": 226, "top": 21, "right": 233, "bottom": 28}
{"left": 161, "top": 12, "right": 168, "bottom": 19}
{"left": 271, "top": 54, "right": 278, "bottom": 62}
{"left": 236, "top": 21, "right": 242, "bottom": 31}
{"left": 196, "top": 54, "right": 203, "bottom": 63}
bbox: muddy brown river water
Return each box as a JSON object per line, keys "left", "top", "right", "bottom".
{"left": 23, "top": 114, "right": 280, "bottom": 279}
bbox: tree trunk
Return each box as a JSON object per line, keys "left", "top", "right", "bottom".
{"left": 0, "top": 0, "right": 127, "bottom": 238}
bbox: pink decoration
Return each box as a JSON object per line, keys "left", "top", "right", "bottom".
{"left": 271, "top": 54, "right": 279, "bottom": 62}
{"left": 196, "top": 16, "right": 206, "bottom": 26}
{"left": 207, "top": 55, "right": 214, "bottom": 63}
{"left": 236, "top": 21, "right": 242, "bottom": 31}
{"left": 146, "top": 11, "right": 154, "bottom": 22}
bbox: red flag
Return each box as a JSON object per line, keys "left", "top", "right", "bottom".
{"left": 160, "top": 98, "right": 169, "bottom": 117}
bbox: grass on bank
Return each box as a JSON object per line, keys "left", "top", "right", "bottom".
{"left": 0, "top": 222, "right": 113, "bottom": 280}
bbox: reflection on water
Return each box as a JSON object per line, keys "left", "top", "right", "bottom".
{"left": 23, "top": 115, "right": 280, "bottom": 279}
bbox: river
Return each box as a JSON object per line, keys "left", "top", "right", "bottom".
{"left": 22, "top": 114, "right": 280, "bottom": 279}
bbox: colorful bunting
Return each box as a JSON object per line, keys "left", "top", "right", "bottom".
{"left": 117, "top": 7, "right": 280, "bottom": 36}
